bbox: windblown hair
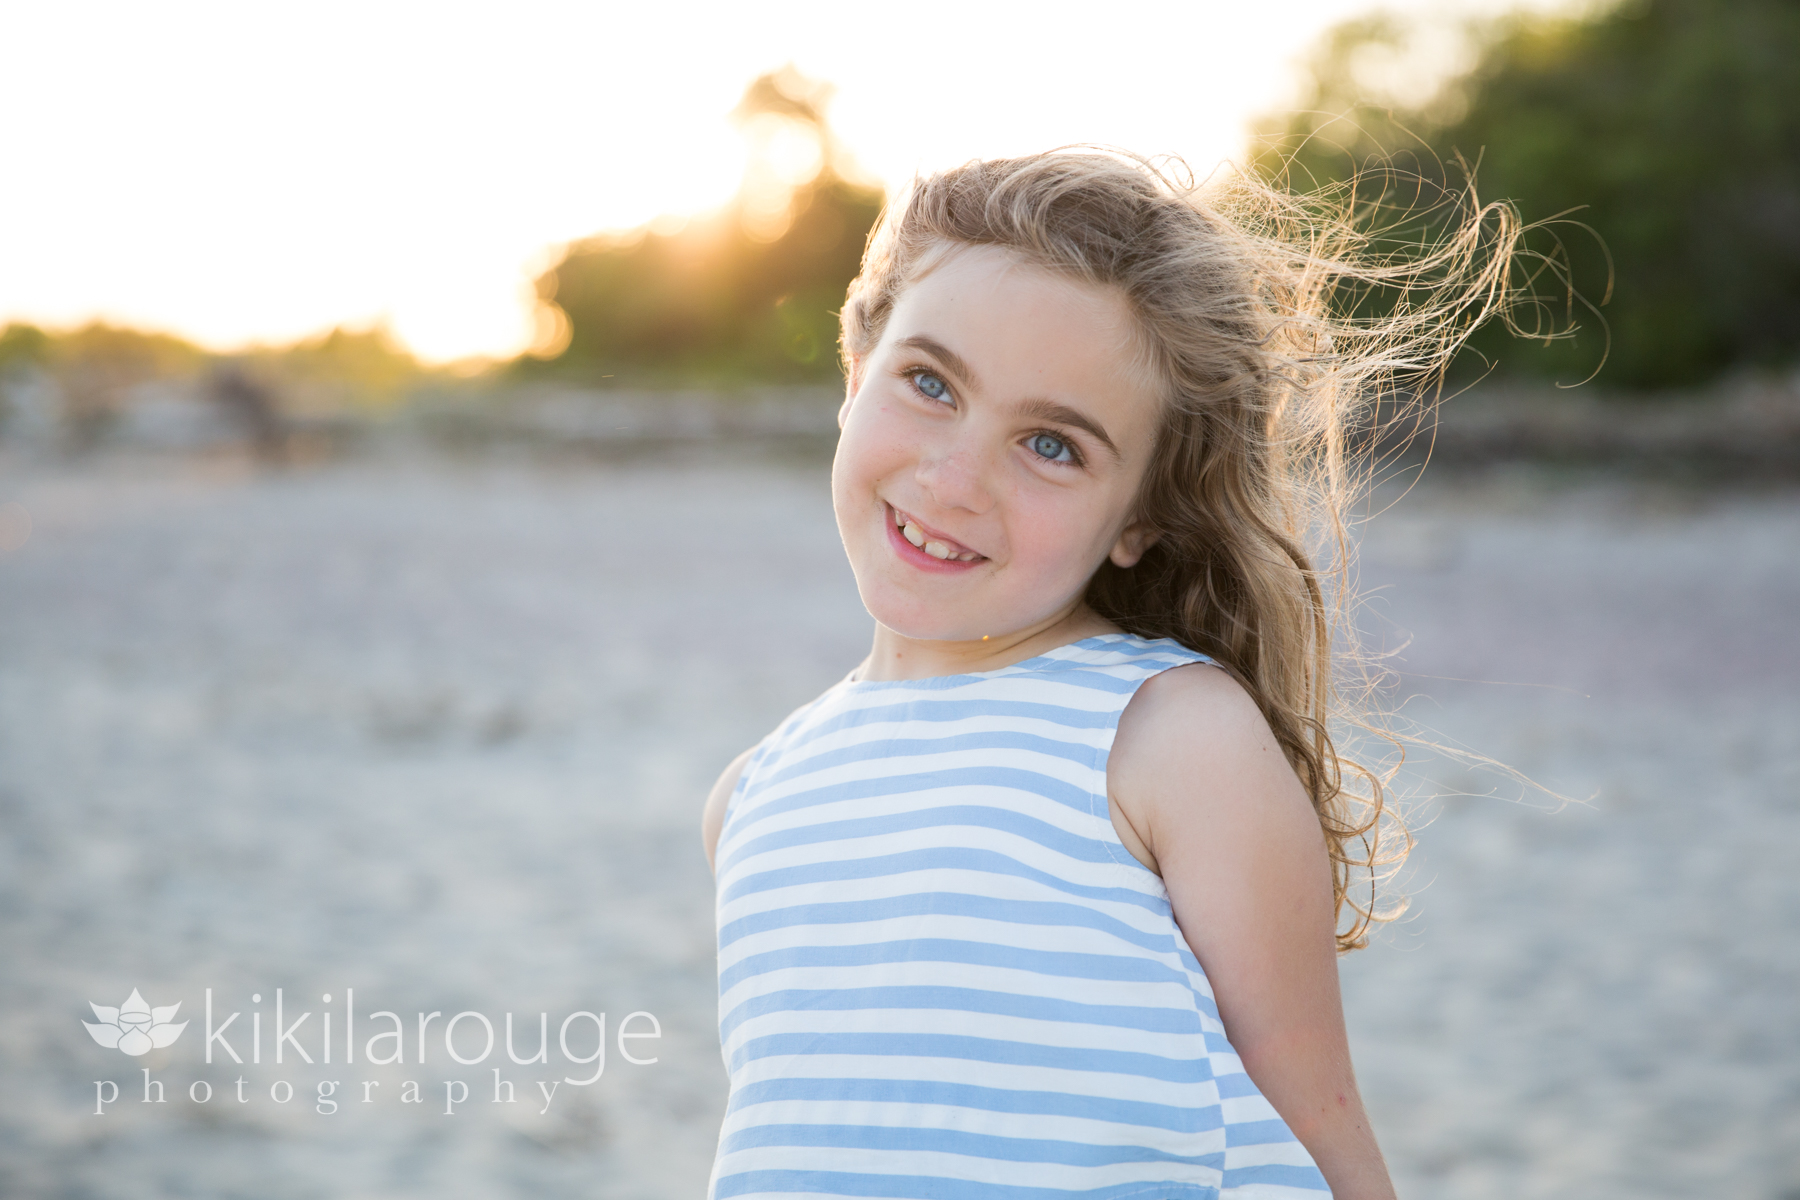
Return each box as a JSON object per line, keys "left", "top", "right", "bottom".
{"left": 839, "top": 149, "right": 1525, "bottom": 950}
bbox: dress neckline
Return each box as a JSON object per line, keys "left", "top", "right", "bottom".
{"left": 842, "top": 632, "right": 1148, "bottom": 688}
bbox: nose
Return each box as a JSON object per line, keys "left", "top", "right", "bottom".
{"left": 914, "top": 429, "right": 994, "bottom": 516}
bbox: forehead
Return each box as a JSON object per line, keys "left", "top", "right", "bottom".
{"left": 883, "top": 244, "right": 1158, "bottom": 401}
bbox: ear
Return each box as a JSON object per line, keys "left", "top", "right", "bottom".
{"left": 837, "top": 353, "right": 864, "bottom": 429}
{"left": 1108, "top": 520, "right": 1160, "bottom": 569}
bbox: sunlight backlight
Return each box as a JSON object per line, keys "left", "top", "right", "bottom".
{"left": 0, "top": 0, "right": 1590, "bottom": 363}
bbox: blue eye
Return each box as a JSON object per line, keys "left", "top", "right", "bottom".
{"left": 913, "top": 371, "right": 949, "bottom": 401}
{"left": 1030, "top": 432, "right": 1073, "bottom": 463}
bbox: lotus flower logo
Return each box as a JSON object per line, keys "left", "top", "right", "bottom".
{"left": 83, "top": 988, "right": 187, "bottom": 1056}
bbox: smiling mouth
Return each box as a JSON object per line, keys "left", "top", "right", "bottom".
{"left": 892, "top": 507, "right": 984, "bottom": 562}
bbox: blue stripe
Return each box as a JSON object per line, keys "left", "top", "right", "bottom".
{"left": 713, "top": 1169, "right": 1221, "bottom": 1200}
{"left": 718, "top": 892, "right": 1181, "bottom": 955}
{"left": 760, "top": 729, "right": 1100, "bottom": 790}
{"left": 718, "top": 802, "right": 1115, "bottom": 878}
{"left": 723, "top": 764, "right": 1104, "bottom": 844}
{"left": 724, "top": 1075, "right": 1223, "bottom": 1134}
{"left": 728, "top": 1031, "right": 1214, "bottom": 1084}
{"left": 719, "top": 985, "right": 1205, "bottom": 1041}
{"left": 721, "top": 1122, "right": 1220, "bottom": 1168}
{"left": 718, "top": 938, "right": 1194, "bottom": 995}
{"left": 720, "top": 846, "right": 1167, "bottom": 911}
{"left": 1212, "top": 1072, "right": 1263, "bottom": 1100}
{"left": 1224, "top": 1118, "right": 1303, "bottom": 1148}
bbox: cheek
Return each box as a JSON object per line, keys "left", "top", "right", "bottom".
{"left": 831, "top": 400, "right": 899, "bottom": 524}
{"left": 1006, "top": 487, "right": 1134, "bottom": 578}
{"left": 834, "top": 398, "right": 909, "bottom": 490}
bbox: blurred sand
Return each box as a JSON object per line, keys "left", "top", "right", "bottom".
{"left": 0, "top": 446, "right": 1794, "bottom": 1199}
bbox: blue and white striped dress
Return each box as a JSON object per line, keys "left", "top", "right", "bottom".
{"left": 711, "top": 633, "right": 1331, "bottom": 1199}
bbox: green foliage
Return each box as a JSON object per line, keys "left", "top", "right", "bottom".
{"left": 249, "top": 323, "right": 425, "bottom": 407}
{"left": 0, "top": 322, "right": 51, "bottom": 370}
{"left": 529, "top": 69, "right": 883, "bottom": 386}
{"left": 45, "top": 321, "right": 209, "bottom": 379}
{"left": 1256, "top": 0, "right": 1800, "bottom": 388}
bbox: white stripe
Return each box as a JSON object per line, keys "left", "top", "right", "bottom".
{"left": 724, "top": 1053, "right": 1227, "bottom": 1110}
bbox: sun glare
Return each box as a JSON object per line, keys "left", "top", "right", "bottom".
{"left": 0, "top": 0, "right": 1587, "bottom": 364}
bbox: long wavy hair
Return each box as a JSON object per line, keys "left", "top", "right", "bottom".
{"left": 839, "top": 149, "right": 1527, "bottom": 950}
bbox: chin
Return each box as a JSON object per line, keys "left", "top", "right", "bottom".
{"left": 857, "top": 589, "right": 975, "bottom": 643}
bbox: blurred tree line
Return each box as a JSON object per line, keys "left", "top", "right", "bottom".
{"left": 0, "top": 320, "right": 422, "bottom": 400}
{"left": 0, "top": 319, "right": 425, "bottom": 446}
{"left": 1256, "top": 0, "right": 1800, "bottom": 389}
{"left": 524, "top": 68, "right": 883, "bottom": 386}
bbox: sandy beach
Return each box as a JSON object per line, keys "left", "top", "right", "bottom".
{"left": 0, "top": 443, "right": 1794, "bottom": 1199}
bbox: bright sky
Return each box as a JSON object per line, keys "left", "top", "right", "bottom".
{"left": 0, "top": 0, "right": 1580, "bottom": 363}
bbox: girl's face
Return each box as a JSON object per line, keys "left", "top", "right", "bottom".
{"left": 832, "top": 244, "right": 1163, "bottom": 644}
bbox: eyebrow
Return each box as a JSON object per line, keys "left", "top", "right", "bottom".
{"left": 894, "top": 335, "right": 981, "bottom": 392}
{"left": 1016, "top": 398, "right": 1121, "bottom": 462}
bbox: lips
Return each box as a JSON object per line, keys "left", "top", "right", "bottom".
{"left": 888, "top": 506, "right": 985, "bottom": 565}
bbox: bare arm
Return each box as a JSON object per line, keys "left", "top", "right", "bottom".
{"left": 702, "top": 747, "right": 755, "bottom": 874}
{"left": 1108, "top": 664, "right": 1395, "bottom": 1200}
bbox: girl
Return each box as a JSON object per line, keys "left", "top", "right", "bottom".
{"left": 702, "top": 150, "right": 1520, "bottom": 1199}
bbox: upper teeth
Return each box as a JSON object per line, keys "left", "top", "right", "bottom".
{"left": 896, "top": 512, "right": 980, "bottom": 561}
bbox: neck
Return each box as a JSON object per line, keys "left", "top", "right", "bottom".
{"left": 856, "top": 604, "right": 1119, "bottom": 682}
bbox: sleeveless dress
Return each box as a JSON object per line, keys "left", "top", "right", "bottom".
{"left": 710, "top": 633, "right": 1331, "bottom": 1199}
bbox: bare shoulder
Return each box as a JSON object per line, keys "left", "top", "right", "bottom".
{"left": 1109, "top": 662, "right": 1321, "bottom": 873}
{"left": 1112, "top": 661, "right": 1293, "bottom": 791}
{"left": 1115, "top": 660, "right": 1275, "bottom": 755}
{"left": 702, "top": 745, "right": 756, "bottom": 874}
